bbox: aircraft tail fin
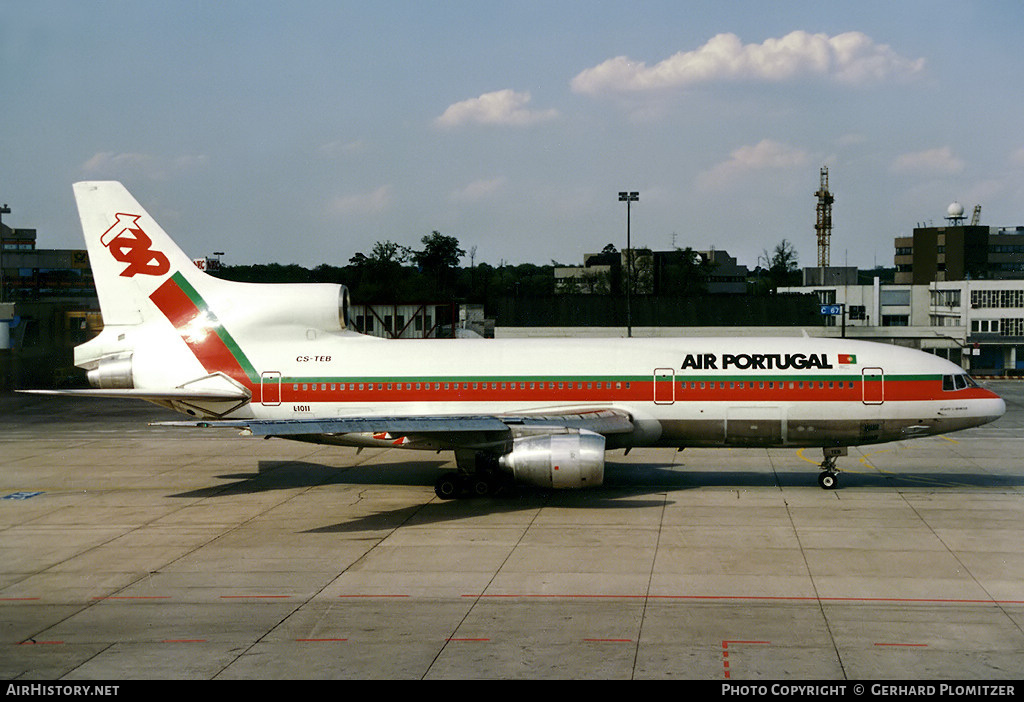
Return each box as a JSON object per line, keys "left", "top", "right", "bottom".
{"left": 73, "top": 181, "right": 212, "bottom": 326}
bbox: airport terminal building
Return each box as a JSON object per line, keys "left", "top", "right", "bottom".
{"left": 778, "top": 277, "right": 1024, "bottom": 375}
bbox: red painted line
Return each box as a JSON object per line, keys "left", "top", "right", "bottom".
{"left": 337, "top": 594, "right": 410, "bottom": 598}
{"left": 92, "top": 596, "right": 171, "bottom": 600}
{"left": 467, "top": 594, "right": 1024, "bottom": 605}
{"left": 722, "top": 640, "right": 770, "bottom": 680}
{"left": 583, "top": 638, "right": 633, "bottom": 643}
{"left": 652, "top": 595, "right": 1024, "bottom": 605}
{"left": 296, "top": 638, "right": 348, "bottom": 642}
{"left": 219, "top": 595, "right": 292, "bottom": 599}
{"left": 466, "top": 594, "right": 648, "bottom": 599}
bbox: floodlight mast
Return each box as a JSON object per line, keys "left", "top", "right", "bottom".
{"left": 618, "top": 191, "right": 638, "bottom": 338}
{"left": 0, "top": 203, "right": 10, "bottom": 303}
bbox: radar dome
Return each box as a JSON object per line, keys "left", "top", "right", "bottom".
{"left": 947, "top": 201, "right": 964, "bottom": 218}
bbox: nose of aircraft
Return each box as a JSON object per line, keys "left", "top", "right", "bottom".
{"left": 979, "top": 389, "right": 1006, "bottom": 423}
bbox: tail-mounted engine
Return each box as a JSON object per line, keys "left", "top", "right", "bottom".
{"left": 85, "top": 353, "right": 134, "bottom": 389}
{"left": 497, "top": 430, "right": 605, "bottom": 489}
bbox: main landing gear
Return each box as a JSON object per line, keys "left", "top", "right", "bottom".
{"left": 434, "top": 470, "right": 506, "bottom": 500}
{"left": 817, "top": 447, "right": 847, "bottom": 490}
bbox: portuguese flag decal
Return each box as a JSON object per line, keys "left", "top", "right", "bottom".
{"left": 838, "top": 354, "right": 857, "bottom": 364}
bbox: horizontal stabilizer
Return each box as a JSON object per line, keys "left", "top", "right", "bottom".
{"left": 19, "top": 388, "right": 250, "bottom": 402}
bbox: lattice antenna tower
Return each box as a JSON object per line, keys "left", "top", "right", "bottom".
{"left": 814, "top": 166, "right": 834, "bottom": 268}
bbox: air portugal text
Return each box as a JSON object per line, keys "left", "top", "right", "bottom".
{"left": 681, "top": 353, "right": 839, "bottom": 371}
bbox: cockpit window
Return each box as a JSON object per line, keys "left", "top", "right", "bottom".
{"left": 943, "top": 373, "right": 978, "bottom": 391}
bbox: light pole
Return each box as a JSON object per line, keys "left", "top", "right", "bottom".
{"left": 618, "top": 191, "right": 638, "bottom": 337}
{"left": 0, "top": 203, "right": 10, "bottom": 303}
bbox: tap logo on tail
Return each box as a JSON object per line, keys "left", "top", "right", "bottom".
{"left": 100, "top": 213, "right": 170, "bottom": 278}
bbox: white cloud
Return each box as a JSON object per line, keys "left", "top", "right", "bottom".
{"left": 697, "top": 140, "right": 811, "bottom": 191}
{"left": 890, "top": 147, "right": 965, "bottom": 175}
{"left": 449, "top": 177, "right": 507, "bottom": 203}
{"left": 329, "top": 185, "right": 394, "bottom": 215}
{"left": 81, "top": 151, "right": 208, "bottom": 179}
{"left": 571, "top": 31, "right": 925, "bottom": 96}
{"left": 434, "top": 89, "right": 559, "bottom": 128}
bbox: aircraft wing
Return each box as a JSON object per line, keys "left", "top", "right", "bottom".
{"left": 155, "top": 408, "right": 635, "bottom": 448}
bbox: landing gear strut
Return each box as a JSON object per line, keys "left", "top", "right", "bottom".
{"left": 817, "top": 447, "right": 847, "bottom": 490}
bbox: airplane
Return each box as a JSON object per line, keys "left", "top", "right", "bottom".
{"left": 29, "top": 181, "right": 1006, "bottom": 497}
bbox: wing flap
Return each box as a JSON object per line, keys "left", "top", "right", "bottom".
{"left": 156, "top": 416, "right": 512, "bottom": 436}
{"left": 154, "top": 408, "right": 635, "bottom": 439}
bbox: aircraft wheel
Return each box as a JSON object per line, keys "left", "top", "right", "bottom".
{"left": 434, "top": 473, "right": 463, "bottom": 500}
{"left": 817, "top": 471, "right": 838, "bottom": 490}
{"left": 469, "top": 475, "right": 494, "bottom": 498}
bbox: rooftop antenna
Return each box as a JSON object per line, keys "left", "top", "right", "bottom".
{"left": 815, "top": 166, "right": 834, "bottom": 282}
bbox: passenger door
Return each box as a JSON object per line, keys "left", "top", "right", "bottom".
{"left": 653, "top": 368, "right": 675, "bottom": 405}
{"left": 261, "top": 371, "right": 282, "bottom": 406}
{"left": 861, "top": 367, "right": 884, "bottom": 405}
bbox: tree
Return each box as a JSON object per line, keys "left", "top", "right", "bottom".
{"left": 658, "top": 247, "right": 716, "bottom": 297}
{"left": 765, "top": 239, "right": 801, "bottom": 291}
{"left": 413, "top": 231, "right": 466, "bottom": 295}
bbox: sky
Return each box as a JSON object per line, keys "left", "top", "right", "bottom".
{"left": 2, "top": 0, "right": 1024, "bottom": 274}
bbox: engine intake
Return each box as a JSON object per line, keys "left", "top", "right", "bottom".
{"left": 497, "top": 430, "right": 605, "bottom": 489}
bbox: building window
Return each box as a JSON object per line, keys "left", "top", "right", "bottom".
{"left": 880, "top": 290, "right": 911, "bottom": 306}
{"left": 882, "top": 315, "right": 909, "bottom": 327}
{"left": 930, "top": 289, "right": 961, "bottom": 307}
{"left": 1000, "top": 318, "right": 1024, "bottom": 336}
{"left": 972, "top": 289, "right": 1024, "bottom": 309}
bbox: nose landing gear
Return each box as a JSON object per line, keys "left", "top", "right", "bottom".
{"left": 817, "top": 447, "right": 847, "bottom": 490}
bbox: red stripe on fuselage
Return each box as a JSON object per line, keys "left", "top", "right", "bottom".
{"left": 149, "top": 278, "right": 254, "bottom": 389}
{"left": 275, "top": 378, "right": 995, "bottom": 405}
